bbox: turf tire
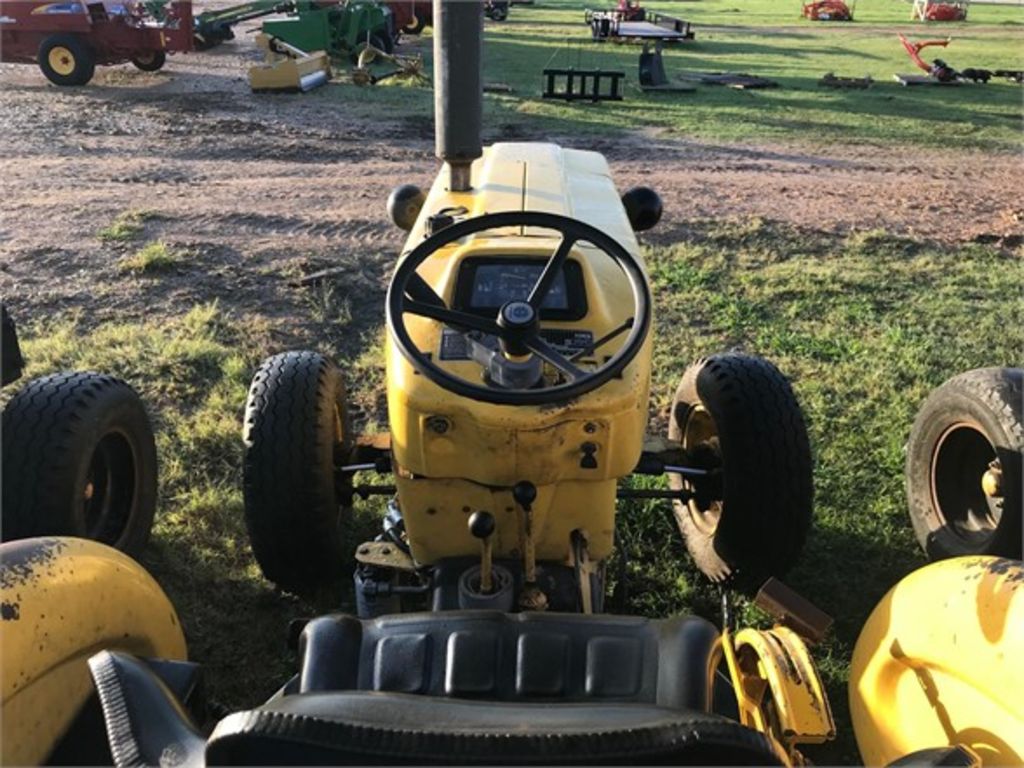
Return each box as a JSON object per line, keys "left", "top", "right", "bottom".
{"left": 906, "top": 367, "right": 1022, "bottom": 560}
{"left": 668, "top": 353, "right": 813, "bottom": 591}
{"left": 243, "top": 351, "right": 352, "bottom": 597}
{"left": 1, "top": 372, "right": 157, "bottom": 554}
{"left": 38, "top": 34, "right": 96, "bottom": 86}
{"left": 131, "top": 50, "right": 166, "bottom": 72}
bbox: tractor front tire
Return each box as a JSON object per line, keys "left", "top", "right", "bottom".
{"left": 243, "top": 351, "right": 353, "bottom": 597}
{"left": 1, "top": 372, "right": 157, "bottom": 555}
{"left": 38, "top": 34, "right": 96, "bottom": 86}
{"left": 131, "top": 51, "right": 167, "bottom": 72}
{"left": 906, "top": 367, "right": 1022, "bottom": 561}
{"left": 668, "top": 353, "right": 813, "bottom": 591}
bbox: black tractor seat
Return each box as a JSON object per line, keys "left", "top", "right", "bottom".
{"left": 89, "top": 611, "right": 784, "bottom": 766}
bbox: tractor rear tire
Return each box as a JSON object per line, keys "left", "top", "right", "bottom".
{"left": 38, "top": 34, "right": 96, "bottom": 86}
{"left": 668, "top": 353, "right": 813, "bottom": 591}
{"left": 906, "top": 367, "right": 1022, "bottom": 561}
{"left": 1, "top": 372, "right": 157, "bottom": 555}
{"left": 243, "top": 351, "right": 353, "bottom": 597}
{"left": 131, "top": 51, "right": 166, "bottom": 72}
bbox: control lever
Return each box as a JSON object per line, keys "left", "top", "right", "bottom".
{"left": 513, "top": 481, "right": 538, "bottom": 585}
{"left": 468, "top": 511, "right": 495, "bottom": 594}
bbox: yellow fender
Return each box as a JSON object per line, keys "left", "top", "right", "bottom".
{"left": 850, "top": 556, "right": 1024, "bottom": 766}
{"left": 1, "top": 537, "right": 186, "bottom": 766}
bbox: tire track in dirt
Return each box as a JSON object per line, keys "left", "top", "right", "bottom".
{"left": 181, "top": 212, "right": 396, "bottom": 244}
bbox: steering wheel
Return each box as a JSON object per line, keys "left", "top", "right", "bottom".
{"left": 386, "top": 211, "right": 651, "bottom": 406}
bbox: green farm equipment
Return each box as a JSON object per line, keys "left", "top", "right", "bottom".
{"left": 145, "top": 0, "right": 393, "bottom": 53}
{"left": 261, "top": 0, "right": 395, "bottom": 59}
{"left": 142, "top": 0, "right": 284, "bottom": 49}
{"left": 191, "top": 0, "right": 292, "bottom": 49}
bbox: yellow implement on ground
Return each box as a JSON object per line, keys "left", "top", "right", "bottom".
{"left": 248, "top": 33, "right": 330, "bottom": 93}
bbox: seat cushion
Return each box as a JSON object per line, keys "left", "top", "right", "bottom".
{"left": 206, "top": 691, "right": 784, "bottom": 765}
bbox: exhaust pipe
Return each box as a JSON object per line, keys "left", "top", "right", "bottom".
{"left": 433, "top": 0, "right": 483, "bottom": 192}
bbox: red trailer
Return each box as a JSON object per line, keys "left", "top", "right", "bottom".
{"left": 0, "top": 0, "right": 193, "bottom": 85}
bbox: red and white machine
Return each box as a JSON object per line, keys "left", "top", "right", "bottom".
{"left": 0, "top": 0, "right": 193, "bottom": 85}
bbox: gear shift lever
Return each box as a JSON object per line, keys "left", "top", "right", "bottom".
{"left": 468, "top": 510, "right": 495, "bottom": 593}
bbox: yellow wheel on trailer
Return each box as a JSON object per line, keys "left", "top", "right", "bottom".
{"left": 47, "top": 45, "right": 76, "bottom": 76}
{"left": 38, "top": 34, "right": 95, "bottom": 86}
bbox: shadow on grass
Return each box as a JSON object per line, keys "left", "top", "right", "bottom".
{"left": 788, "top": 522, "right": 923, "bottom": 765}
{"left": 139, "top": 497, "right": 386, "bottom": 712}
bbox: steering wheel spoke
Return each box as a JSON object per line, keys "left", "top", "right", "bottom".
{"left": 524, "top": 335, "right": 587, "bottom": 382}
{"left": 527, "top": 235, "right": 576, "bottom": 310}
{"left": 403, "top": 298, "right": 502, "bottom": 336}
{"left": 404, "top": 271, "right": 447, "bottom": 307}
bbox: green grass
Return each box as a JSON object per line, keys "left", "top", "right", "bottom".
{"left": 11, "top": 227, "right": 1022, "bottom": 763}
{"left": 119, "top": 241, "right": 183, "bottom": 274}
{"left": 335, "top": 0, "right": 1023, "bottom": 149}
{"left": 98, "top": 210, "right": 157, "bottom": 243}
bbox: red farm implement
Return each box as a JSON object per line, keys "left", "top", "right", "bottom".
{"left": 0, "top": 0, "right": 193, "bottom": 86}
{"left": 802, "top": 0, "right": 855, "bottom": 21}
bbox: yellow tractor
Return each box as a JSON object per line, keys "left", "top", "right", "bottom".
{"left": 229, "top": 2, "right": 827, "bottom": 763}
{"left": 2, "top": 4, "right": 1022, "bottom": 765}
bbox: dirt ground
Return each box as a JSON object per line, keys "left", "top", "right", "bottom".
{"left": 1, "top": 37, "right": 1021, "bottom": 341}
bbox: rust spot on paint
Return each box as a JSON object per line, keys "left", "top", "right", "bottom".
{"left": 1, "top": 601, "right": 20, "bottom": 620}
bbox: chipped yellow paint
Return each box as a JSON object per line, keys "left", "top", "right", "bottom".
{"left": 732, "top": 626, "right": 836, "bottom": 747}
{"left": 0, "top": 537, "right": 185, "bottom": 766}
{"left": 850, "top": 556, "right": 1024, "bottom": 766}
{"left": 394, "top": 474, "right": 617, "bottom": 564}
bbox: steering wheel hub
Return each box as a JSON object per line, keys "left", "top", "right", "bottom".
{"left": 499, "top": 301, "right": 536, "bottom": 328}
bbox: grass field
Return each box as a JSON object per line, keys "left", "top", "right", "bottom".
{"left": 337, "top": 0, "right": 1024, "bottom": 149}
{"left": 13, "top": 222, "right": 1023, "bottom": 762}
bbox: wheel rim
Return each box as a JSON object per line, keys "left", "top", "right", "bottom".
{"left": 135, "top": 52, "right": 155, "bottom": 65}
{"left": 929, "top": 421, "right": 1001, "bottom": 544}
{"left": 82, "top": 431, "right": 137, "bottom": 545}
{"left": 48, "top": 46, "right": 76, "bottom": 76}
{"left": 679, "top": 405, "right": 723, "bottom": 536}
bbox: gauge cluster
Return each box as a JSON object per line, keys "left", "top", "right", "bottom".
{"left": 453, "top": 257, "right": 587, "bottom": 321}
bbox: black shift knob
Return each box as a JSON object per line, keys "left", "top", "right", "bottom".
{"left": 468, "top": 511, "right": 495, "bottom": 540}
{"left": 512, "top": 481, "right": 537, "bottom": 510}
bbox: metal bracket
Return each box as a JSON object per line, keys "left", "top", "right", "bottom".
{"left": 355, "top": 541, "right": 417, "bottom": 572}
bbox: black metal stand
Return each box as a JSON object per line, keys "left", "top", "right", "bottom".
{"left": 542, "top": 68, "right": 624, "bottom": 102}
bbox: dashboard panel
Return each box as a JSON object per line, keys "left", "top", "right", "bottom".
{"left": 453, "top": 257, "right": 588, "bottom": 321}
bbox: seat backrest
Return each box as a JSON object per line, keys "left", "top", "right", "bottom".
{"left": 297, "top": 610, "right": 719, "bottom": 711}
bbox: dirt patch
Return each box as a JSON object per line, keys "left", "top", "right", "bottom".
{"left": 1, "top": 37, "right": 1021, "bottom": 343}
